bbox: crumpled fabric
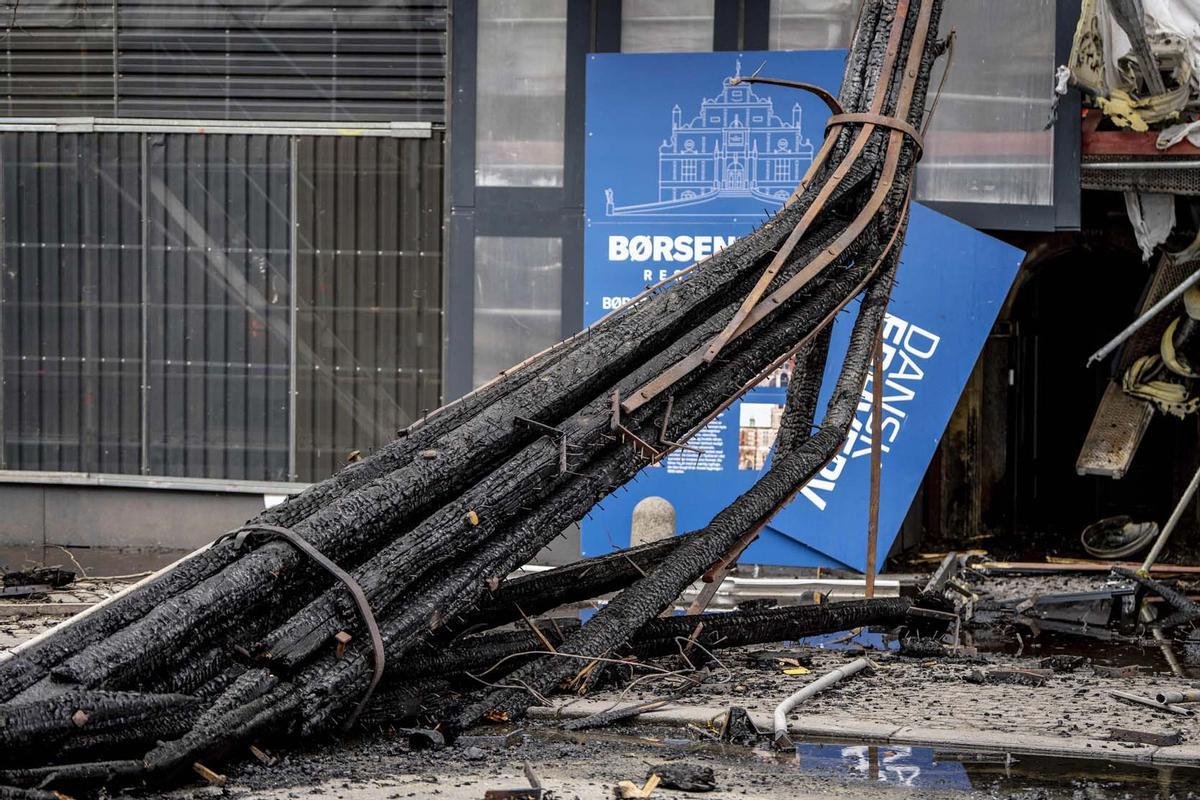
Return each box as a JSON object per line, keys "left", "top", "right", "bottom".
{"left": 1157, "top": 119, "right": 1200, "bottom": 149}
{"left": 1125, "top": 191, "right": 1176, "bottom": 261}
{"left": 1069, "top": 0, "right": 1200, "bottom": 110}
{"left": 1055, "top": 64, "right": 1072, "bottom": 95}
{"left": 1141, "top": 0, "right": 1200, "bottom": 92}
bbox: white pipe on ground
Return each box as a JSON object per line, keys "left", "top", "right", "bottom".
{"left": 773, "top": 656, "right": 876, "bottom": 749}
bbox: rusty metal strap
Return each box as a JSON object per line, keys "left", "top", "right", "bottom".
{"left": 620, "top": 0, "right": 931, "bottom": 419}
{"left": 698, "top": 4, "right": 915, "bottom": 369}
{"left": 826, "top": 112, "right": 925, "bottom": 160}
{"left": 213, "top": 523, "right": 385, "bottom": 731}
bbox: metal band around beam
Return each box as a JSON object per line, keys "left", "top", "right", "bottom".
{"left": 825, "top": 112, "right": 925, "bottom": 160}
{"left": 214, "top": 524, "right": 386, "bottom": 730}
{"left": 730, "top": 76, "right": 846, "bottom": 116}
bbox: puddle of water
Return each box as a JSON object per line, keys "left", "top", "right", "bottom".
{"left": 775, "top": 740, "right": 1200, "bottom": 794}
{"left": 536, "top": 728, "right": 1200, "bottom": 795}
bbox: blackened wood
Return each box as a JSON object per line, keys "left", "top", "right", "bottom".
{"left": 774, "top": 326, "right": 832, "bottom": 461}
{"left": 50, "top": 196, "right": 850, "bottom": 692}
{"left": 254, "top": 217, "right": 862, "bottom": 671}
{"left": 463, "top": 534, "right": 700, "bottom": 632}
{"left": 0, "top": 343, "right": 571, "bottom": 702}
{"left": 0, "top": 760, "right": 147, "bottom": 791}
{"left": 405, "top": 599, "right": 912, "bottom": 683}
{"left": 0, "top": 690, "right": 200, "bottom": 765}
{"left": 460, "top": 244, "right": 905, "bottom": 727}
{"left": 295, "top": 258, "right": 883, "bottom": 734}
{"left": 0, "top": 785, "right": 67, "bottom": 800}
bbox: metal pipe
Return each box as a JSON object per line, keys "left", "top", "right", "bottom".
{"left": 1087, "top": 264, "right": 1200, "bottom": 367}
{"left": 1149, "top": 615, "right": 1185, "bottom": 677}
{"left": 1156, "top": 689, "right": 1200, "bottom": 705}
{"left": 865, "top": 330, "right": 884, "bottom": 597}
{"left": 1085, "top": 161, "right": 1200, "bottom": 170}
{"left": 1110, "top": 690, "right": 1195, "bottom": 716}
{"left": 1140, "top": 461, "right": 1200, "bottom": 573}
{"left": 773, "top": 657, "right": 875, "bottom": 749}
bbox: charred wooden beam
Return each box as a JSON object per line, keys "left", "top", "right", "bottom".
{"left": 462, "top": 534, "right": 700, "bottom": 632}
{"left": 0, "top": 0, "right": 944, "bottom": 785}
{"left": 405, "top": 598, "right": 913, "bottom": 683}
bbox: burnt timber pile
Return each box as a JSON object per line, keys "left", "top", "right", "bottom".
{"left": 0, "top": 0, "right": 945, "bottom": 792}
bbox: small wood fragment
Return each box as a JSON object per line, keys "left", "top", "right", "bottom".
{"left": 334, "top": 631, "right": 352, "bottom": 659}
{"left": 249, "top": 744, "right": 277, "bottom": 766}
{"left": 614, "top": 773, "right": 660, "bottom": 798}
{"left": 192, "top": 762, "right": 228, "bottom": 787}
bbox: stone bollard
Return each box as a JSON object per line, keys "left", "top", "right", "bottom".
{"left": 630, "top": 496, "right": 676, "bottom": 546}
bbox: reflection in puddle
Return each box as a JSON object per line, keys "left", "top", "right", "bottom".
{"left": 787, "top": 743, "right": 971, "bottom": 790}
{"left": 537, "top": 728, "right": 1200, "bottom": 795}
{"left": 779, "top": 741, "right": 1200, "bottom": 795}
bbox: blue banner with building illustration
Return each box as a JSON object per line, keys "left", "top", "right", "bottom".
{"left": 582, "top": 51, "right": 1023, "bottom": 570}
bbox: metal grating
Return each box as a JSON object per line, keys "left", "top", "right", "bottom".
{"left": 0, "top": 2, "right": 116, "bottom": 116}
{"left": 0, "top": 0, "right": 447, "bottom": 123}
{"left": 1082, "top": 157, "right": 1200, "bottom": 196}
{"left": 1075, "top": 382, "right": 1154, "bottom": 479}
{"left": 293, "top": 135, "right": 443, "bottom": 482}
{"left": 0, "top": 132, "right": 144, "bottom": 473}
{"left": 0, "top": 129, "right": 445, "bottom": 483}
{"left": 143, "top": 133, "right": 293, "bottom": 480}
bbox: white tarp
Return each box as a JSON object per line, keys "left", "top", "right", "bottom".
{"left": 1109, "top": 0, "right": 1200, "bottom": 92}
{"left": 1125, "top": 191, "right": 1177, "bottom": 261}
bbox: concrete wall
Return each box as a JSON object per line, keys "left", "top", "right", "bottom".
{"left": 0, "top": 478, "right": 582, "bottom": 565}
{"left": 0, "top": 482, "right": 272, "bottom": 551}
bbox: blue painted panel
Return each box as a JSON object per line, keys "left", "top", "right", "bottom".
{"left": 582, "top": 51, "right": 1023, "bottom": 569}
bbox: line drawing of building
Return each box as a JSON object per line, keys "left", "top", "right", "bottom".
{"left": 606, "top": 58, "right": 817, "bottom": 217}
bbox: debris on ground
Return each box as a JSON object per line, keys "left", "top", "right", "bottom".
{"left": 1, "top": 567, "right": 75, "bottom": 598}
{"left": 718, "top": 706, "right": 761, "bottom": 746}
{"left": 648, "top": 762, "right": 716, "bottom": 792}
{"left": 613, "top": 773, "right": 660, "bottom": 799}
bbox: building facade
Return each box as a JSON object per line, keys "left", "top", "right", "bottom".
{"left": 657, "top": 64, "right": 814, "bottom": 204}
{"left": 0, "top": 0, "right": 1096, "bottom": 559}
{"left": 0, "top": 0, "right": 447, "bottom": 549}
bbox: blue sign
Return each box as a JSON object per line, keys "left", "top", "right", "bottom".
{"left": 582, "top": 51, "right": 1022, "bottom": 570}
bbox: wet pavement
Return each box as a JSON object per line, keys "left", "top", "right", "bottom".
{"left": 172, "top": 723, "right": 1200, "bottom": 799}
{"left": 8, "top": 560, "right": 1200, "bottom": 797}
